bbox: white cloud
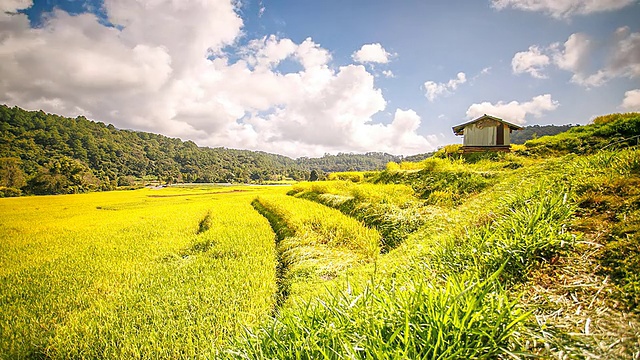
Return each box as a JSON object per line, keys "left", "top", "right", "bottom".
{"left": 466, "top": 94, "right": 559, "bottom": 124}
{"left": 352, "top": 43, "right": 393, "bottom": 64}
{"left": 491, "top": 0, "right": 634, "bottom": 18}
{"left": 553, "top": 33, "right": 591, "bottom": 73}
{"left": 610, "top": 27, "right": 640, "bottom": 78}
{"left": 621, "top": 89, "right": 640, "bottom": 111}
{"left": 424, "top": 72, "right": 466, "bottom": 102}
{"left": 514, "top": 29, "right": 640, "bottom": 87}
{"left": 0, "top": 1, "right": 436, "bottom": 158}
{"left": 512, "top": 45, "right": 550, "bottom": 78}
{"left": 382, "top": 70, "right": 395, "bottom": 78}
{"left": 562, "top": 28, "right": 640, "bottom": 87}
{"left": 0, "top": 0, "right": 31, "bottom": 12}
{"left": 295, "top": 37, "right": 332, "bottom": 70}
{"left": 245, "top": 35, "right": 297, "bottom": 69}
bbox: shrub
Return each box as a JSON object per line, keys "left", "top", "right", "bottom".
{"left": 0, "top": 186, "right": 21, "bottom": 197}
{"left": 327, "top": 172, "right": 365, "bottom": 182}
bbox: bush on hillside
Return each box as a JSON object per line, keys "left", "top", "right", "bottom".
{"left": 0, "top": 186, "right": 21, "bottom": 197}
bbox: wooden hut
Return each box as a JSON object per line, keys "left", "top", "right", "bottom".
{"left": 452, "top": 114, "right": 523, "bottom": 153}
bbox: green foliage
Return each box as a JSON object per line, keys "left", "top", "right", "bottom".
{"left": 601, "top": 210, "right": 640, "bottom": 310}
{"left": 0, "top": 157, "right": 26, "bottom": 189}
{"left": 198, "top": 211, "right": 213, "bottom": 234}
{"left": 0, "top": 186, "right": 21, "bottom": 197}
{"left": 567, "top": 148, "right": 640, "bottom": 311}
{"left": 26, "top": 156, "right": 100, "bottom": 195}
{"left": 424, "top": 181, "right": 575, "bottom": 284}
{"left": 309, "top": 169, "right": 326, "bottom": 181}
{"left": 372, "top": 164, "right": 494, "bottom": 205}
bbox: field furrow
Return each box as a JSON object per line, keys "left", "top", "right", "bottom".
{"left": 251, "top": 194, "right": 380, "bottom": 302}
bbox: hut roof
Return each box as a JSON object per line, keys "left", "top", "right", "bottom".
{"left": 452, "top": 114, "right": 524, "bottom": 136}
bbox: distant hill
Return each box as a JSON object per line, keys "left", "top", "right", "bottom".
{"left": 0, "top": 105, "right": 404, "bottom": 195}
{"left": 511, "top": 124, "right": 576, "bottom": 144}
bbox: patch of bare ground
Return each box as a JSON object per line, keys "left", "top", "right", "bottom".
{"left": 520, "top": 189, "right": 640, "bottom": 358}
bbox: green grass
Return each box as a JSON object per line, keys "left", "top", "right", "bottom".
{"left": 231, "top": 144, "right": 640, "bottom": 358}
{"left": 523, "top": 112, "right": 640, "bottom": 156}
{"left": 229, "top": 268, "right": 526, "bottom": 360}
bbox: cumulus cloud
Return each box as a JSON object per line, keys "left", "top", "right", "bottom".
{"left": 512, "top": 46, "right": 550, "bottom": 78}
{"left": 621, "top": 89, "right": 640, "bottom": 111}
{"left": 244, "top": 35, "right": 297, "bottom": 69}
{"left": 513, "top": 28, "right": 640, "bottom": 87}
{"left": 466, "top": 94, "right": 559, "bottom": 124}
{"left": 0, "top": 1, "right": 436, "bottom": 157}
{"left": 491, "top": 0, "right": 634, "bottom": 18}
{"left": 382, "top": 70, "right": 395, "bottom": 78}
{"left": 352, "top": 43, "right": 393, "bottom": 64}
{"left": 424, "top": 72, "right": 466, "bottom": 102}
{"left": 1, "top": 0, "right": 31, "bottom": 12}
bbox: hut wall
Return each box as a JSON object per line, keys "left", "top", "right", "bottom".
{"left": 463, "top": 125, "right": 496, "bottom": 146}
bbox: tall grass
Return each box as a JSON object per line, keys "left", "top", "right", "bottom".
{"left": 230, "top": 268, "right": 526, "bottom": 360}
{"left": 424, "top": 181, "right": 575, "bottom": 283}
{"left": 371, "top": 159, "right": 495, "bottom": 206}
{"left": 230, "top": 170, "right": 578, "bottom": 358}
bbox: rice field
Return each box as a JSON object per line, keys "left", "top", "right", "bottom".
{"left": 3, "top": 148, "right": 640, "bottom": 359}
{"left": 0, "top": 186, "right": 288, "bottom": 358}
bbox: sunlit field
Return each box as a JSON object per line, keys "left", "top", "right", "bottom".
{"left": 0, "top": 186, "right": 288, "bottom": 358}
{"left": 2, "top": 114, "right": 640, "bottom": 358}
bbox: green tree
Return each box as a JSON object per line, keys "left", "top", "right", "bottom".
{"left": 310, "top": 169, "right": 325, "bottom": 181}
{"left": 0, "top": 157, "right": 27, "bottom": 189}
{"left": 26, "top": 156, "right": 101, "bottom": 195}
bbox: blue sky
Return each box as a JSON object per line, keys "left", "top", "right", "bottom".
{"left": 2, "top": 0, "right": 640, "bottom": 157}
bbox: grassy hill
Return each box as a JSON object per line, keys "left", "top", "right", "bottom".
{"left": 228, "top": 112, "right": 640, "bottom": 358}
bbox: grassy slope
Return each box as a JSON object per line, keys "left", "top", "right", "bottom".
{"left": 230, "top": 113, "right": 640, "bottom": 358}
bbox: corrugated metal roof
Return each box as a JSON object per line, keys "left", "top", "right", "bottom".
{"left": 452, "top": 114, "right": 524, "bottom": 136}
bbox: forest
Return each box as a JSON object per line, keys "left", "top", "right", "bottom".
{"left": 0, "top": 105, "right": 407, "bottom": 195}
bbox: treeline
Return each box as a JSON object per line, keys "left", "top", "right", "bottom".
{"left": 511, "top": 124, "right": 576, "bottom": 144}
{"left": 0, "top": 105, "right": 420, "bottom": 196}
